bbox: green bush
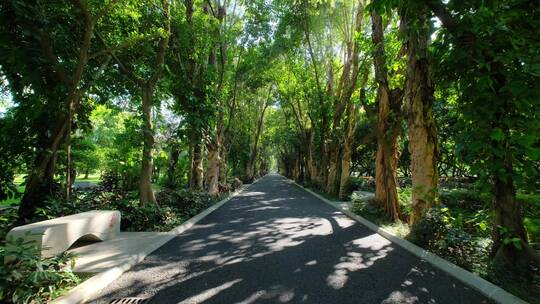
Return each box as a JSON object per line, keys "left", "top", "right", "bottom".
{"left": 409, "top": 206, "right": 490, "bottom": 274}
{"left": 439, "top": 188, "right": 489, "bottom": 210}
{"left": 0, "top": 208, "right": 19, "bottom": 244}
{"left": 350, "top": 198, "right": 388, "bottom": 224}
{"left": 348, "top": 176, "right": 375, "bottom": 192}
{"left": 0, "top": 236, "right": 80, "bottom": 303}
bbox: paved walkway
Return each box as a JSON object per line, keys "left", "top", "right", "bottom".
{"left": 93, "top": 174, "right": 491, "bottom": 304}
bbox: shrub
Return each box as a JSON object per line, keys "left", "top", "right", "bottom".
{"left": 439, "top": 188, "right": 489, "bottom": 210}
{"left": 409, "top": 206, "right": 490, "bottom": 273}
{"left": 156, "top": 188, "right": 215, "bottom": 219}
{"left": 350, "top": 198, "right": 388, "bottom": 224}
{"left": 348, "top": 176, "right": 375, "bottom": 192}
{"left": 0, "top": 236, "right": 80, "bottom": 303}
{"left": 0, "top": 208, "right": 19, "bottom": 244}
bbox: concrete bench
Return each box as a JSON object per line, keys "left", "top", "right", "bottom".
{"left": 6, "top": 210, "right": 120, "bottom": 258}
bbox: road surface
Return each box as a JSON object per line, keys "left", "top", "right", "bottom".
{"left": 93, "top": 174, "right": 490, "bottom": 304}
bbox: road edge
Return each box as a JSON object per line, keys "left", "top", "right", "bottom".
{"left": 51, "top": 177, "right": 262, "bottom": 304}
{"left": 286, "top": 177, "right": 528, "bottom": 304}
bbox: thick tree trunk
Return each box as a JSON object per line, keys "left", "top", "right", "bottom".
{"left": 206, "top": 137, "right": 220, "bottom": 197}
{"left": 339, "top": 104, "right": 357, "bottom": 200}
{"left": 404, "top": 11, "right": 439, "bottom": 224}
{"left": 219, "top": 146, "right": 228, "bottom": 184}
{"left": 19, "top": 151, "right": 60, "bottom": 221}
{"left": 326, "top": 146, "right": 340, "bottom": 195}
{"left": 190, "top": 135, "right": 204, "bottom": 190}
{"left": 374, "top": 88, "right": 402, "bottom": 221}
{"left": 372, "top": 11, "right": 402, "bottom": 222}
{"left": 18, "top": 113, "right": 69, "bottom": 221}
{"left": 139, "top": 85, "right": 156, "bottom": 204}
{"left": 491, "top": 173, "right": 530, "bottom": 265}
{"left": 167, "top": 145, "right": 180, "bottom": 186}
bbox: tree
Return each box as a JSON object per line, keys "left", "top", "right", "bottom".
{"left": 0, "top": 0, "right": 120, "bottom": 220}
{"left": 102, "top": 0, "right": 171, "bottom": 204}
{"left": 370, "top": 10, "right": 404, "bottom": 221}
{"left": 429, "top": 0, "right": 540, "bottom": 266}
{"left": 400, "top": 2, "right": 439, "bottom": 224}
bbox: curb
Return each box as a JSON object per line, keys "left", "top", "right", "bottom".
{"left": 286, "top": 177, "right": 528, "bottom": 304}
{"left": 51, "top": 181, "right": 257, "bottom": 304}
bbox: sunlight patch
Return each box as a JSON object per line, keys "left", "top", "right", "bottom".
{"left": 178, "top": 278, "right": 242, "bottom": 304}
{"left": 381, "top": 291, "right": 420, "bottom": 304}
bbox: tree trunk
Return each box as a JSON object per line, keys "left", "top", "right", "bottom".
{"left": 18, "top": 114, "right": 69, "bottom": 221}
{"left": 403, "top": 10, "right": 439, "bottom": 224}
{"left": 306, "top": 129, "right": 317, "bottom": 182}
{"left": 206, "top": 137, "right": 220, "bottom": 197}
{"left": 167, "top": 145, "right": 180, "bottom": 187}
{"left": 374, "top": 101, "right": 402, "bottom": 221}
{"left": 190, "top": 134, "right": 204, "bottom": 190}
{"left": 219, "top": 146, "right": 228, "bottom": 184}
{"left": 66, "top": 112, "right": 72, "bottom": 202}
{"left": 491, "top": 173, "right": 530, "bottom": 266}
{"left": 326, "top": 146, "right": 340, "bottom": 195}
{"left": 139, "top": 84, "right": 156, "bottom": 205}
{"left": 339, "top": 104, "right": 357, "bottom": 200}
{"left": 372, "top": 11, "right": 402, "bottom": 222}
{"left": 247, "top": 92, "right": 270, "bottom": 181}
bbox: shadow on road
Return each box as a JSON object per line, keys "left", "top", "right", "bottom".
{"left": 93, "top": 174, "right": 490, "bottom": 304}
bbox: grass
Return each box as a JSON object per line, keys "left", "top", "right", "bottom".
{"left": 0, "top": 172, "right": 104, "bottom": 207}
{"left": 75, "top": 172, "right": 101, "bottom": 184}
{"left": 0, "top": 175, "right": 25, "bottom": 206}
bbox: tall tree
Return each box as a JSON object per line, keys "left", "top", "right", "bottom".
{"left": 0, "top": 0, "right": 119, "bottom": 220}
{"left": 104, "top": 0, "right": 171, "bottom": 204}
{"left": 429, "top": 0, "right": 540, "bottom": 266}
{"left": 371, "top": 10, "right": 403, "bottom": 221}
{"left": 401, "top": 3, "right": 439, "bottom": 224}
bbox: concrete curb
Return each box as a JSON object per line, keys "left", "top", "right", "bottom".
{"left": 51, "top": 180, "right": 258, "bottom": 304}
{"left": 287, "top": 178, "right": 528, "bottom": 304}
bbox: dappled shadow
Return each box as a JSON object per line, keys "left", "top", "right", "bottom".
{"left": 93, "top": 174, "right": 491, "bottom": 304}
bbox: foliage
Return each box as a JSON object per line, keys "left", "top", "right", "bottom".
{"left": 0, "top": 207, "right": 19, "bottom": 244}
{"left": 0, "top": 236, "right": 79, "bottom": 303}
{"left": 408, "top": 206, "right": 490, "bottom": 274}
{"left": 350, "top": 198, "right": 388, "bottom": 225}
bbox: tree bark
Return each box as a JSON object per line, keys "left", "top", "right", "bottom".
{"left": 371, "top": 10, "right": 402, "bottom": 222}
{"left": 206, "top": 134, "right": 221, "bottom": 196}
{"left": 326, "top": 147, "right": 341, "bottom": 195}
{"left": 339, "top": 102, "right": 358, "bottom": 199}
{"left": 167, "top": 145, "right": 180, "bottom": 186}
{"left": 219, "top": 144, "right": 228, "bottom": 184}
{"left": 139, "top": 84, "right": 157, "bottom": 204}
{"left": 491, "top": 172, "right": 529, "bottom": 265}
{"left": 190, "top": 134, "right": 204, "bottom": 190}
{"left": 403, "top": 10, "right": 439, "bottom": 224}
{"left": 246, "top": 88, "right": 270, "bottom": 181}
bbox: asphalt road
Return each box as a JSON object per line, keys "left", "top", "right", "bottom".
{"left": 93, "top": 174, "right": 491, "bottom": 304}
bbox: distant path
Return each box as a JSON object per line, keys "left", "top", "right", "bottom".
{"left": 94, "top": 174, "right": 491, "bottom": 304}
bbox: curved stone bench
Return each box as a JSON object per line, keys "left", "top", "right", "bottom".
{"left": 6, "top": 210, "right": 120, "bottom": 258}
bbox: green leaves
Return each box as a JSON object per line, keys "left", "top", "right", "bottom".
{"left": 490, "top": 128, "right": 504, "bottom": 142}
{"left": 0, "top": 235, "right": 80, "bottom": 303}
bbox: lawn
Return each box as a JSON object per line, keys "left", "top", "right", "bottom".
{"left": 0, "top": 173, "right": 103, "bottom": 206}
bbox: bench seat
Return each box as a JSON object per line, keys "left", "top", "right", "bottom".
{"left": 6, "top": 210, "right": 120, "bottom": 258}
